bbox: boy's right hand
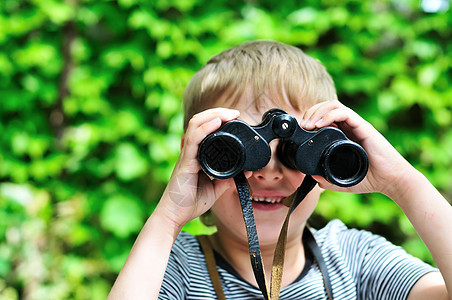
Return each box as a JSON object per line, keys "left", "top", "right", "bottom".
{"left": 156, "top": 108, "right": 241, "bottom": 230}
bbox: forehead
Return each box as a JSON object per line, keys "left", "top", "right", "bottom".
{"left": 216, "top": 88, "right": 305, "bottom": 125}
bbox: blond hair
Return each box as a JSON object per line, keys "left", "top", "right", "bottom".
{"left": 183, "top": 40, "right": 337, "bottom": 130}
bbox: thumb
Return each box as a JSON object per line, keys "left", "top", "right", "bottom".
{"left": 213, "top": 177, "right": 236, "bottom": 199}
{"left": 311, "top": 175, "right": 349, "bottom": 193}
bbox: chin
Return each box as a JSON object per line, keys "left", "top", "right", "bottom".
{"left": 254, "top": 221, "right": 285, "bottom": 244}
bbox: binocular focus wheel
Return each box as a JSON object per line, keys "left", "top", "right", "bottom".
{"left": 261, "top": 108, "right": 287, "bottom": 121}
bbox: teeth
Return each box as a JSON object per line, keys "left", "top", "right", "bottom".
{"left": 251, "top": 196, "right": 280, "bottom": 203}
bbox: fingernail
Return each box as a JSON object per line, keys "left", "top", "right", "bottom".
{"left": 209, "top": 117, "right": 221, "bottom": 125}
{"left": 227, "top": 109, "right": 240, "bottom": 118}
{"left": 314, "top": 119, "right": 323, "bottom": 127}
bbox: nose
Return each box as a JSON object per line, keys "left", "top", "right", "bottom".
{"left": 252, "top": 140, "right": 283, "bottom": 182}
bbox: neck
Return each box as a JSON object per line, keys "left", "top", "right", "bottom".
{"left": 210, "top": 223, "right": 306, "bottom": 289}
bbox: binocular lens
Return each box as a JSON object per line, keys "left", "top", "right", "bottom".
{"left": 324, "top": 141, "right": 367, "bottom": 186}
{"left": 198, "top": 133, "right": 245, "bottom": 179}
{"left": 328, "top": 147, "right": 360, "bottom": 179}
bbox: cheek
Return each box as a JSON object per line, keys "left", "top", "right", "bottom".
{"left": 291, "top": 186, "right": 321, "bottom": 221}
{"left": 285, "top": 169, "right": 306, "bottom": 190}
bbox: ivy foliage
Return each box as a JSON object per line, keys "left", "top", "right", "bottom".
{"left": 0, "top": 0, "right": 451, "bottom": 298}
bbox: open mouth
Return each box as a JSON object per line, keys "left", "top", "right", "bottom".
{"left": 250, "top": 196, "right": 283, "bottom": 204}
{"left": 250, "top": 196, "right": 286, "bottom": 211}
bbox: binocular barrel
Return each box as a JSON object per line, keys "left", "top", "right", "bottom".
{"left": 198, "top": 132, "right": 246, "bottom": 179}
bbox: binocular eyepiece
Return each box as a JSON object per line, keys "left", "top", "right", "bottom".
{"left": 197, "top": 109, "right": 368, "bottom": 187}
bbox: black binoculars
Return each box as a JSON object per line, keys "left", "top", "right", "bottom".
{"left": 198, "top": 109, "right": 368, "bottom": 187}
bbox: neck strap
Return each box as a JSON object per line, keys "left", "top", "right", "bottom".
{"left": 303, "top": 225, "right": 333, "bottom": 300}
{"left": 198, "top": 172, "right": 333, "bottom": 300}
{"left": 197, "top": 227, "right": 333, "bottom": 299}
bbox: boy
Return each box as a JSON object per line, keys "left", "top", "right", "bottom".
{"left": 108, "top": 41, "right": 451, "bottom": 299}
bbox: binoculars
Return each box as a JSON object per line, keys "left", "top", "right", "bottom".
{"left": 198, "top": 109, "right": 368, "bottom": 187}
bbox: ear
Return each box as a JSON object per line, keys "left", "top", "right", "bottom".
{"left": 180, "top": 135, "right": 185, "bottom": 150}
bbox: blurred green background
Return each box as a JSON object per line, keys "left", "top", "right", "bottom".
{"left": 0, "top": 0, "right": 451, "bottom": 298}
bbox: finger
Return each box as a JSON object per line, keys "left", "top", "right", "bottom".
{"left": 183, "top": 117, "right": 223, "bottom": 162}
{"left": 312, "top": 175, "right": 349, "bottom": 193}
{"left": 194, "top": 173, "right": 216, "bottom": 215}
{"left": 186, "top": 108, "right": 240, "bottom": 131}
{"left": 181, "top": 108, "right": 241, "bottom": 169}
{"left": 300, "top": 102, "right": 324, "bottom": 128}
{"left": 313, "top": 106, "right": 355, "bottom": 128}
{"left": 184, "top": 108, "right": 240, "bottom": 148}
{"left": 301, "top": 100, "right": 342, "bottom": 129}
{"left": 196, "top": 174, "right": 234, "bottom": 209}
{"left": 313, "top": 107, "right": 373, "bottom": 142}
{"left": 244, "top": 171, "right": 253, "bottom": 179}
{"left": 213, "top": 177, "right": 236, "bottom": 199}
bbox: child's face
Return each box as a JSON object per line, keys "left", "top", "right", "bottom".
{"left": 209, "top": 89, "right": 323, "bottom": 246}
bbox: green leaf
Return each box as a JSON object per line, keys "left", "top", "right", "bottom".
{"left": 418, "top": 64, "right": 440, "bottom": 87}
{"left": 114, "top": 143, "right": 148, "bottom": 181}
{"left": 100, "top": 195, "right": 144, "bottom": 238}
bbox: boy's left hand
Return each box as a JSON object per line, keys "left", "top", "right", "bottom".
{"left": 301, "top": 100, "right": 452, "bottom": 300}
{"left": 300, "top": 99, "right": 413, "bottom": 198}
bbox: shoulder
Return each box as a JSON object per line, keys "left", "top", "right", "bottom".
{"left": 311, "top": 219, "right": 436, "bottom": 300}
{"left": 169, "top": 231, "right": 206, "bottom": 268}
{"left": 161, "top": 232, "right": 217, "bottom": 299}
{"left": 312, "top": 219, "right": 398, "bottom": 255}
{"left": 311, "top": 218, "right": 348, "bottom": 239}
{"left": 312, "top": 219, "right": 433, "bottom": 274}
{"left": 172, "top": 231, "right": 201, "bottom": 255}
{"left": 313, "top": 218, "right": 374, "bottom": 241}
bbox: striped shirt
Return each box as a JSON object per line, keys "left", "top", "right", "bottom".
{"left": 159, "top": 219, "right": 436, "bottom": 299}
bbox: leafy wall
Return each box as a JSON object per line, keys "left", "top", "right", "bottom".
{"left": 0, "top": 0, "right": 451, "bottom": 298}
